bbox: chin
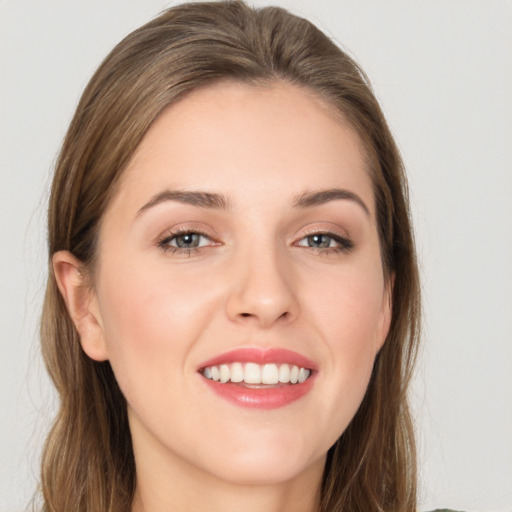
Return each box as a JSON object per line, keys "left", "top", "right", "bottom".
{"left": 196, "top": 432, "right": 327, "bottom": 486}
{"left": 211, "top": 454, "right": 324, "bottom": 486}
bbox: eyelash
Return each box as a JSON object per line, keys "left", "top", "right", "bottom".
{"left": 157, "top": 229, "right": 354, "bottom": 256}
{"left": 296, "top": 232, "right": 354, "bottom": 254}
{"left": 157, "top": 228, "right": 215, "bottom": 255}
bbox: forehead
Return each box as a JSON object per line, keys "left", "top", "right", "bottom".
{"left": 110, "top": 80, "right": 374, "bottom": 215}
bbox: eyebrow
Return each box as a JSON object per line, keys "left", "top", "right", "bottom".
{"left": 293, "top": 188, "right": 370, "bottom": 216}
{"left": 136, "top": 187, "right": 370, "bottom": 218}
{"left": 136, "top": 190, "right": 229, "bottom": 217}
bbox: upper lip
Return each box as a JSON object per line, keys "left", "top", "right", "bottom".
{"left": 197, "top": 347, "right": 318, "bottom": 371}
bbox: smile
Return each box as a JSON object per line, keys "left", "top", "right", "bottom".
{"left": 201, "top": 362, "right": 311, "bottom": 385}
{"left": 198, "top": 348, "right": 316, "bottom": 409}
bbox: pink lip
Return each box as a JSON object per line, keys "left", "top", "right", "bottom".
{"left": 198, "top": 347, "right": 317, "bottom": 410}
{"left": 198, "top": 347, "right": 317, "bottom": 371}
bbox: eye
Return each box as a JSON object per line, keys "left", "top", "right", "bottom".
{"left": 158, "top": 229, "right": 215, "bottom": 254}
{"left": 296, "top": 233, "right": 353, "bottom": 252}
{"left": 170, "top": 232, "right": 207, "bottom": 248}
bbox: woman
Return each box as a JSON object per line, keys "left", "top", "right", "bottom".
{"left": 40, "top": 1, "right": 422, "bottom": 511}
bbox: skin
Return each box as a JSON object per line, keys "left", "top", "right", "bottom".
{"left": 54, "top": 81, "right": 392, "bottom": 512}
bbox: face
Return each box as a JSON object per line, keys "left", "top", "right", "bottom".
{"left": 75, "top": 82, "right": 391, "bottom": 486}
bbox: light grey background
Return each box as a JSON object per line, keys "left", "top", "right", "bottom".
{"left": 1, "top": 1, "right": 511, "bottom": 511}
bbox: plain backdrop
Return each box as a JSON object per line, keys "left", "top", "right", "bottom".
{"left": 1, "top": 1, "right": 511, "bottom": 511}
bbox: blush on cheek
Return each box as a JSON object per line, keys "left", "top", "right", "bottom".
{"left": 98, "top": 266, "right": 215, "bottom": 378}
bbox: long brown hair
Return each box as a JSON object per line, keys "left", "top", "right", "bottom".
{"left": 40, "top": 2, "right": 421, "bottom": 511}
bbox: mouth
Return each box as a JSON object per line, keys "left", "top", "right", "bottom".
{"left": 198, "top": 348, "right": 316, "bottom": 409}
{"left": 200, "top": 362, "right": 312, "bottom": 386}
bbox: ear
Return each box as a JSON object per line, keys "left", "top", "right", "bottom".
{"left": 52, "top": 250, "right": 109, "bottom": 361}
{"left": 376, "top": 272, "right": 394, "bottom": 352}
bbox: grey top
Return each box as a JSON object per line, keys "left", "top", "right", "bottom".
{"left": 429, "top": 509, "right": 464, "bottom": 512}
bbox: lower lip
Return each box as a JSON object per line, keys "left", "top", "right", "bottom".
{"left": 201, "top": 376, "right": 315, "bottom": 409}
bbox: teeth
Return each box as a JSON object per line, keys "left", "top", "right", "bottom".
{"left": 201, "top": 362, "right": 311, "bottom": 385}
{"left": 278, "top": 363, "right": 290, "bottom": 383}
{"left": 211, "top": 366, "right": 220, "bottom": 382}
{"left": 261, "top": 363, "right": 279, "bottom": 385}
{"left": 230, "top": 362, "right": 244, "bottom": 383}
{"left": 219, "top": 364, "right": 230, "bottom": 383}
{"left": 290, "top": 365, "right": 299, "bottom": 384}
{"left": 244, "top": 363, "right": 261, "bottom": 384}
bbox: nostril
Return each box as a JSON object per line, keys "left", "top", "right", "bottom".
{"left": 239, "top": 311, "right": 290, "bottom": 320}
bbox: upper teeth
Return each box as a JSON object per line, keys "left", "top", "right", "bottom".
{"left": 202, "top": 363, "right": 311, "bottom": 385}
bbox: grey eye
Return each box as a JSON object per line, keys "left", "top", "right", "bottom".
{"left": 296, "top": 232, "right": 354, "bottom": 252}
{"left": 173, "top": 233, "right": 203, "bottom": 248}
{"left": 304, "top": 234, "right": 334, "bottom": 248}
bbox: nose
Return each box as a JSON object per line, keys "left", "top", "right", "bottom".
{"left": 225, "top": 247, "right": 299, "bottom": 328}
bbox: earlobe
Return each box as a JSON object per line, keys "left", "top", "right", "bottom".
{"left": 52, "top": 251, "right": 109, "bottom": 361}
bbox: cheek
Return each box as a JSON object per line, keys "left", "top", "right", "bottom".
{"left": 309, "top": 263, "right": 386, "bottom": 352}
{"left": 303, "top": 265, "right": 386, "bottom": 433}
{"left": 332, "top": 278, "right": 385, "bottom": 375}
{"left": 94, "top": 257, "right": 219, "bottom": 402}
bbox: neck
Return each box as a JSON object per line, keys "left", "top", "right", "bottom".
{"left": 132, "top": 467, "right": 323, "bottom": 512}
